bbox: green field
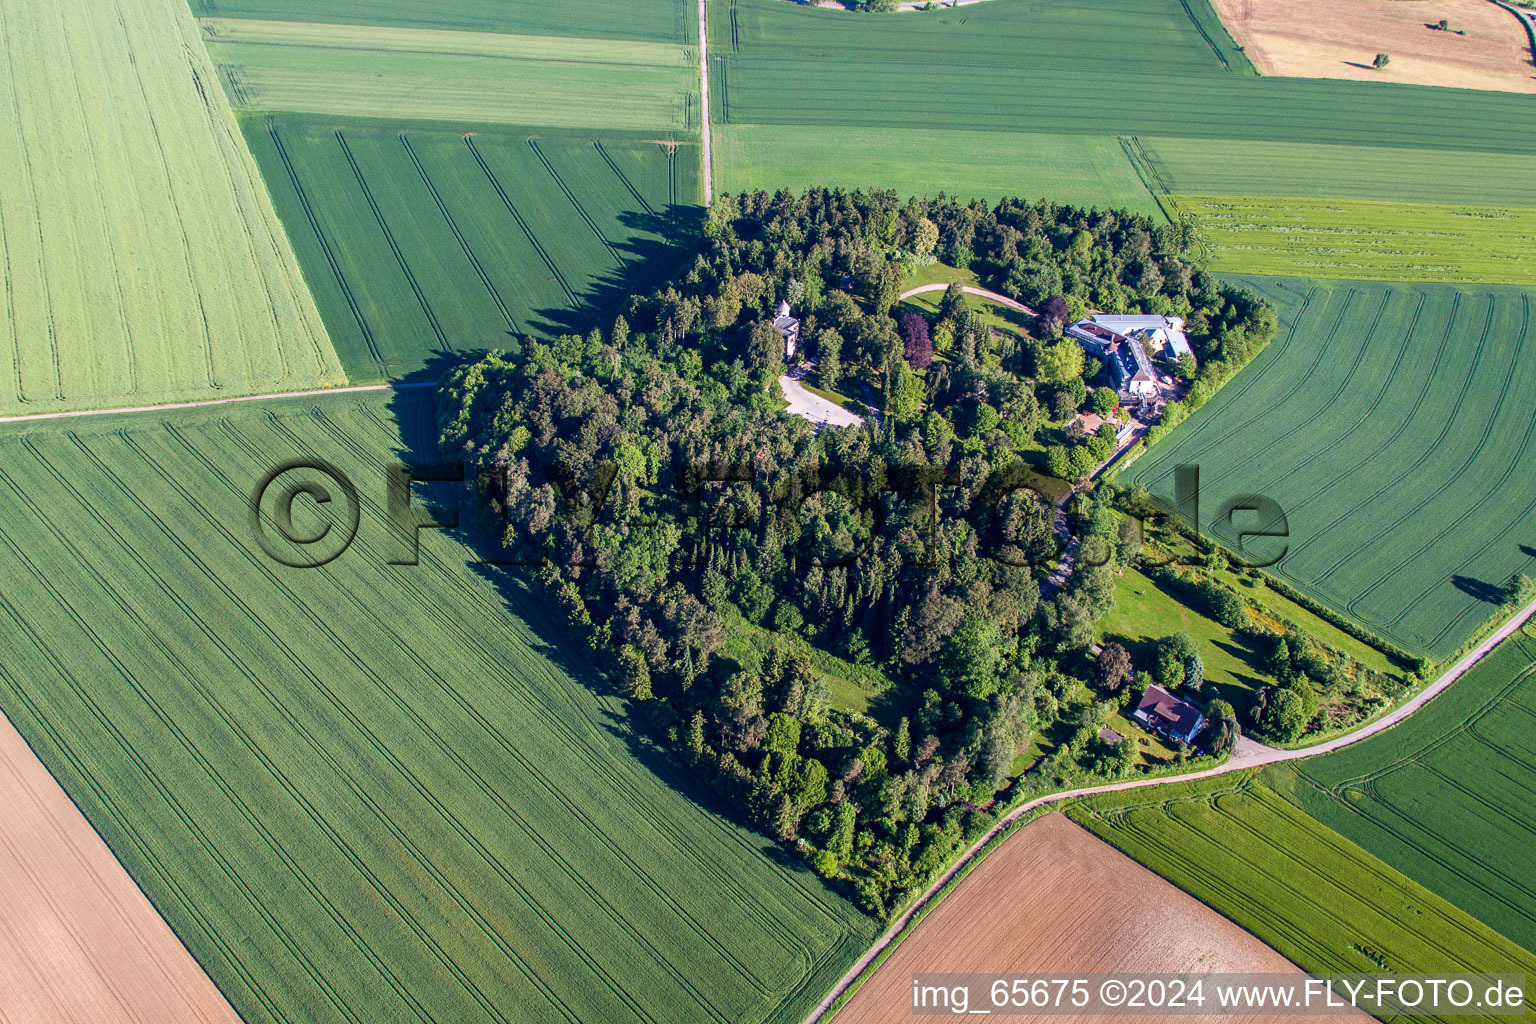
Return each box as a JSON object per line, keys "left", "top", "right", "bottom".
{"left": 189, "top": 0, "right": 694, "bottom": 43}
{"left": 1124, "top": 277, "right": 1536, "bottom": 660}
{"left": 0, "top": 0, "right": 344, "bottom": 417}
{"left": 203, "top": 19, "right": 696, "bottom": 131}
{"left": 712, "top": 0, "right": 1251, "bottom": 76}
{"left": 1138, "top": 136, "right": 1536, "bottom": 207}
{"left": 714, "top": 125, "right": 1159, "bottom": 213}
{"left": 244, "top": 116, "right": 700, "bottom": 382}
{"left": 0, "top": 390, "right": 872, "bottom": 1024}
{"left": 1170, "top": 195, "right": 1536, "bottom": 286}
{"left": 1069, "top": 774, "right": 1536, "bottom": 1011}
{"left": 710, "top": 0, "right": 1536, "bottom": 152}
{"left": 1291, "top": 632, "right": 1536, "bottom": 953}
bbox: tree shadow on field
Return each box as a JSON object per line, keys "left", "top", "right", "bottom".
{"left": 523, "top": 204, "right": 705, "bottom": 339}
{"left": 376, "top": 244, "right": 837, "bottom": 878}
{"left": 1453, "top": 574, "right": 1507, "bottom": 604}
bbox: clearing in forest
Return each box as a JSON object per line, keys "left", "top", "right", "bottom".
{"left": 0, "top": 0, "right": 344, "bottom": 417}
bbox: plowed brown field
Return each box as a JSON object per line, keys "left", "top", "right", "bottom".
{"left": 833, "top": 813, "right": 1363, "bottom": 1023}
{"left": 0, "top": 710, "right": 240, "bottom": 1024}
{"left": 1212, "top": 0, "right": 1536, "bottom": 93}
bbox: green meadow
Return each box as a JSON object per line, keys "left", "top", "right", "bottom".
{"left": 714, "top": 125, "right": 1159, "bottom": 213}
{"left": 1170, "top": 195, "right": 1536, "bottom": 286}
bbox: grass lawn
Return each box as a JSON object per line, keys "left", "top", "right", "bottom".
{"left": 717, "top": 610, "right": 895, "bottom": 721}
{"left": 900, "top": 263, "right": 980, "bottom": 291}
{"left": 1098, "top": 566, "right": 1276, "bottom": 715}
{"left": 1145, "top": 528, "right": 1404, "bottom": 676}
{"left": 896, "top": 289, "right": 1035, "bottom": 343}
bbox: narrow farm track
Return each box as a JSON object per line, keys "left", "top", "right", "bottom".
{"left": 0, "top": 380, "right": 428, "bottom": 425}
{"left": 803, "top": 592, "right": 1536, "bottom": 1024}
{"left": 698, "top": 0, "right": 711, "bottom": 201}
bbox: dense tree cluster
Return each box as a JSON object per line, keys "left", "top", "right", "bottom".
{"left": 437, "top": 188, "right": 1272, "bottom": 916}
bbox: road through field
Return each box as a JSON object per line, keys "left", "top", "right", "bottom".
{"left": 0, "top": 710, "right": 242, "bottom": 1024}
{"left": 698, "top": 0, "right": 712, "bottom": 201}
{"left": 805, "top": 592, "right": 1536, "bottom": 1023}
{"left": 0, "top": 381, "right": 434, "bottom": 425}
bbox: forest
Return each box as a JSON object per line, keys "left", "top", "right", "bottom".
{"left": 438, "top": 187, "right": 1278, "bottom": 914}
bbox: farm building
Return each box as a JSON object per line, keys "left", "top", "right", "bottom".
{"left": 1131, "top": 684, "right": 1205, "bottom": 745}
{"left": 1067, "top": 319, "right": 1159, "bottom": 398}
{"left": 1088, "top": 314, "right": 1195, "bottom": 363}
{"left": 774, "top": 300, "right": 801, "bottom": 359}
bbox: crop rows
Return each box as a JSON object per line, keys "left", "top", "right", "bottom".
{"left": 0, "top": 392, "right": 873, "bottom": 1024}
{"left": 714, "top": 0, "right": 1247, "bottom": 76}
{"left": 215, "top": 59, "right": 696, "bottom": 133}
{"left": 244, "top": 117, "right": 698, "bottom": 383}
{"left": 0, "top": 0, "right": 344, "bottom": 416}
{"left": 1170, "top": 194, "right": 1536, "bottom": 285}
{"left": 1296, "top": 633, "right": 1536, "bottom": 953}
{"left": 712, "top": 53, "right": 1536, "bottom": 156}
{"left": 1126, "top": 278, "right": 1536, "bottom": 659}
{"left": 1069, "top": 776, "right": 1536, "bottom": 1019}
{"left": 1138, "top": 136, "right": 1536, "bottom": 207}
{"left": 189, "top": 0, "right": 693, "bottom": 44}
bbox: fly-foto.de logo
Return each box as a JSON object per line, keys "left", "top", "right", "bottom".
{"left": 249, "top": 458, "right": 1289, "bottom": 570}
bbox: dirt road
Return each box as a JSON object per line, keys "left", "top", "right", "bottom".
{"left": 698, "top": 0, "right": 712, "bottom": 202}
{"left": 803, "top": 593, "right": 1536, "bottom": 1023}
{"left": 0, "top": 381, "right": 433, "bottom": 426}
{"left": 0, "top": 711, "right": 243, "bottom": 1024}
{"left": 897, "top": 282, "right": 1036, "bottom": 317}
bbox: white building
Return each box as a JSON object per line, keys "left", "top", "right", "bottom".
{"left": 1088, "top": 313, "right": 1195, "bottom": 363}
{"left": 1066, "top": 319, "right": 1158, "bottom": 398}
{"left": 773, "top": 300, "right": 801, "bottom": 360}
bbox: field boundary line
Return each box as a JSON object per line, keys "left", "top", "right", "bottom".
{"left": 594, "top": 141, "right": 658, "bottom": 216}
{"left": 803, "top": 593, "right": 1536, "bottom": 1023}
{"left": 0, "top": 381, "right": 431, "bottom": 426}
{"left": 526, "top": 139, "right": 624, "bottom": 263}
{"left": 699, "top": 0, "right": 712, "bottom": 203}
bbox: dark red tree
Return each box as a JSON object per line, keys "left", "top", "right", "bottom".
{"left": 1040, "top": 294, "right": 1069, "bottom": 331}
{"left": 899, "top": 312, "right": 934, "bottom": 369}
